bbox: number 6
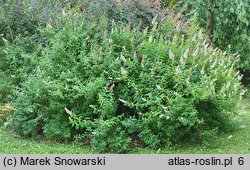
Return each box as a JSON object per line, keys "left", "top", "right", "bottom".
{"left": 238, "top": 157, "right": 244, "bottom": 165}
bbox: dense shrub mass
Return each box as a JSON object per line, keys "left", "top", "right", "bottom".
{"left": 0, "top": 0, "right": 167, "bottom": 103}
{"left": 0, "top": 0, "right": 67, "bottom": 103}
{"left": 4, "top": 7, "right": 244, "bottom": 153}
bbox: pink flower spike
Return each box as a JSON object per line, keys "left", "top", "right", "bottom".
{"left": 160, "top": 17, "right": 167, "bottom": 23}
{"left": 103, "top": 31, "right": 107, "bottom": 39}
{"left": 173, "top": 21, "right": 181, "bottom": 27}
{"left": 109, "top": 83, "right": 115, "bottom": 91}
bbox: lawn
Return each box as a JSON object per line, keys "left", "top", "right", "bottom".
{"left": 0, "top": 93, "right": 249, "bottom": 154}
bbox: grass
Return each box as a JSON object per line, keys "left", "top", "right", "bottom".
{"left": 0, "top": 131, "right": 92, "bottom": 154}
{"left": 0, "top": 93, "right": 250, "bottom": 154}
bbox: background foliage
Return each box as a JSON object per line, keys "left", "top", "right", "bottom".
{"left": 178, "top": 0, "right": 250, "bottom": 81}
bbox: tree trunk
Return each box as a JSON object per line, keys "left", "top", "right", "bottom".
{"left": 206, "top": 0, "right": 214, "bottom": 44}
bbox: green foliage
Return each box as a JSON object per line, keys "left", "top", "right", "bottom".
{"left": 88, "top": 117, "right": 132, "bottom": 153}
{"left": 0, "top": 0, "right": 65, "bottom": 103}
{"left": 179, "top": 0, "right": 250, "bottom": 73}
{"left": 161, "top": 0, "right": 179, "bottom": 7}
{"left": 0, "top": 0, "right": 167, "bottom": 104}
{"left": 1, "top": 93, "right": 250, "bottom": 154}
{"left": 82, "top": 0, "right": 164, "bottom": 27}
{"left": 0, "top": 36, "right": 45, "bottom": 103}
{"left": 43, "top": 114, "right": 71, "bottom": 139}
{"left": 200, "top": 128, "right": 220, "bottom": 148}
{"left": 7, "top": 8, "right": 244, "bottom": 153}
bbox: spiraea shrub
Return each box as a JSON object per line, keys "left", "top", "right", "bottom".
{"left": 0, "top": 0, "right": 167, "bottom": 104}
{"left": 10, "top": 8, "right": 245, "bottom": 152}
{"left": 0, "top": 0, "right": 68, "bottom": 103}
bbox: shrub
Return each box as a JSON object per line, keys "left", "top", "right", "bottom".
{"left": 0, "top": 0, "right": 168, "bottom": 103}
{"left": 0, "top": 0, "right": 65, "bottom": 103}
{"left": 0, "top": 35, "right": 45, "bottom": 103}
{"left": 8, "top": 8, "right": 245, "bottom": 153}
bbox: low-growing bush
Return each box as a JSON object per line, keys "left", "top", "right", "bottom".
{"left": 8, "top": 8, "right": 245, "bottom": 153}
